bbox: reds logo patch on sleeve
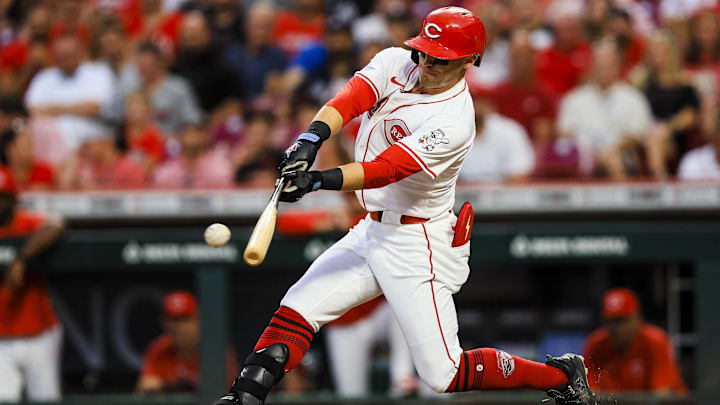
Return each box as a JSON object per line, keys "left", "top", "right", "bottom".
{"left": 384, "top": 119, "right": 412, "bottom": 144}
{"left": 419, "top": 129, "right": 450, "bottom": 151}
{"left": 496, "top": 350, "right": 516, "bottom": 378}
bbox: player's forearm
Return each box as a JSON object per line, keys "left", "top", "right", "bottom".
{"left": 18, "top": 216, "right": 65, "bottom": 262}
{"left": 312, "top": 106, "right": 344, "bottom": 138}
{"left": 339, "top": 163, "right": 364, "bottom": 190}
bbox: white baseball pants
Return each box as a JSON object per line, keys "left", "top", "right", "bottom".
{"left": 281, "top": 213, "right": 470, "bottom": 392}
{"left": 0, "top": 326, "right": 62, "bottom": 402}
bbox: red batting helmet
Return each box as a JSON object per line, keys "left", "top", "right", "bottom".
{"left": 404, "top": 6, "right": 487, "bottom": 66}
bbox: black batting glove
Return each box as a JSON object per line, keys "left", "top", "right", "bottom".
{"left": 280, "top": 170, "right": 322, "bottom": 203}
{"left": 278, "top": 121, "right": 331, "bottom": 173}
{"left": 279, "top": 135, "right": 321, "bottom": 173}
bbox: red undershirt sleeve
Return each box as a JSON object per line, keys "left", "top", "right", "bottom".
{"left": 360, "top": 144, "right": 423, "bottom": 189}
{"left": 326, "top": 75, "right": 378, "bottom": 125}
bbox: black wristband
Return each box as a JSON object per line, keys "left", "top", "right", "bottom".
{"left": 307, "top": 121, "right": 331, "bottom": 143}
{"left": 310, "top": 168, "right": 343, "bottom": 191}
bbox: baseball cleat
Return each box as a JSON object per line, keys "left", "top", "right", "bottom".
{"left": 544, "top": 353, "right": 597, "bottom": 405}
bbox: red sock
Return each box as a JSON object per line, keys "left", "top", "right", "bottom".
{"left": 254, "top": 306, "right": 314, "bottom": 372}
{"left": 446, "top": 348, "right": 567, "bottom": 392}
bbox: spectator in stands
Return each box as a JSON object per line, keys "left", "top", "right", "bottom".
{"left": 678, "top": 129, "right": 720, "bottom": 180}
{"left": 233, "top": 112, "right": 278, "bottom": 186}
{"left": 57, "top": 136, "right": 146, "bottom": 189}
{"left": 631, "top": 30, "right": 700, "bottom": 179}
{"left": 465, "top": 4, "right": 510, "bottom": 91}
{"left": 0, "top": 5, "right": 51, "bottom": 95}
{"left": 583, "top": 0, "right": 611, "bottom": 41}
{"left": 606, "top": 7, "right": 646, "bottom": 77}
{"left": 557, "top": 38, "right": 652, "bottom": 179}
{"left": 225, "top": 2, "right": 287, "bottom": 100}
{"left": 351, "top": 0, "right": 408, "bottom": 48}
{"left": 201, "top": 0, "right": 245, "bottom": 49}
{"left": 115, "top": 41, "right": 201, "bottom": 135}
{"left": 685, "top": 8, "right": 720, "bottom": 70}
{"left": 0, "top": 124, "right": 55, "bottom": 190}
{"left": 92, "top": 15, "right": 130, "bottom": 78}
{"left": 536, "top": 11, "right": 592, "bottom": 96}
{"left": 0, "top": 167, "right": 65, "bottom": 402}
{"left": 488, "top": 29, "right": 556, "bottom": 143}
{"left": 280, "top": 22, "right": 355, "bottom": 102}
{"left": 49, "top": 0, "right": 91, "bottom": 45}
{"left": 0, "top": 96, "right": 26, "bottom": 132}
{"left": 152, "top": 122, "right": 233, "bottom": 188}
{"left": 583, "top": 288, "right": 687, "bottom": 394}
{"left": 459, "top": 98, "right": 535, "bottom": 183}
{"left": 173, "top": 12, "right": 244, "bottom": 114}
{"left": 120, "top": 0, "right": 183, "bottom": 55}
{"left": 125, "top": 91, "right": 166, "bottom": 171}
{"left": 137, "top": 291, "right": 238, "bottom": 393}
{"left": 25, "top": 34, "right": 115, "bottom": 160}
{"left": 272, "top": 0, "right": 325, "bottom": 57}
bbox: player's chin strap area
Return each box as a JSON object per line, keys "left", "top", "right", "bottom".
{"left": 214, "top": 343, "right": 289, "bottom": 405}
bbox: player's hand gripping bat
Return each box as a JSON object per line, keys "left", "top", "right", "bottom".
{"left": 243, "top": 177, "right": 286, "bottom": 266}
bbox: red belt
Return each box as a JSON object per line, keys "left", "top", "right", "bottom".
{"left": 369, "top": 211, "right": 428, "bottom": 224}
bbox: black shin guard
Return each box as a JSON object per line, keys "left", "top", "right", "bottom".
{"left": 214, "top": 343, "right": 289, "bottom": 405}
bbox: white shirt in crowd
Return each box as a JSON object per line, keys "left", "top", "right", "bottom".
{"left": 25, "top": 61, "right": 114, "bottom": 149}
{"left": 459, "top": 113, "right": 535, "bottom": 182}
{"left": 677, "top": 144, "right": 720, "bottom": 180}
{"left": 557, "top": 82, "right": 651, "bottom": 173}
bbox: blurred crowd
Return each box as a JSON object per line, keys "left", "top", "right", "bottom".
{"left": 1, "top": 0, "right": 720, "bottom": 192}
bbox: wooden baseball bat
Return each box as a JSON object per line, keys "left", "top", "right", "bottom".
{"left": 243, "top": 177, "right": 286, "bottom": 266}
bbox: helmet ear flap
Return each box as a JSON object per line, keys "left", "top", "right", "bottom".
{"left": 411, "top": 49, "right": 419, "bottom": 64}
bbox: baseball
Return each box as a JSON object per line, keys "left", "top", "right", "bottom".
{"left": 204, "top": 223, "right": 231, "bottom": 247}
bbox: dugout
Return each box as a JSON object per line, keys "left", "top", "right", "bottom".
{"left": 1, "top": 182, "right": 717, "bottom": 405}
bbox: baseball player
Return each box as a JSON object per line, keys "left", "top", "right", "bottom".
{"left": 215, "top": 7, "right": 595, "bottom": 405}
{"left": 0, "top": 166, "right": 65, "bottom": 402}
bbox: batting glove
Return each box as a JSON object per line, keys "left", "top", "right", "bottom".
{"left": 280, "top": 170, "right": 322, "bottom": 203}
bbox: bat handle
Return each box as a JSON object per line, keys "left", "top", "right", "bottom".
{"left": 269, "top": 176, "right": 287, "bottom": 207}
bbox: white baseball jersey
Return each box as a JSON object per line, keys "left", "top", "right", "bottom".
{"left": 352, "top": 47, "right": 476, "bottom": 218}
{"left": 281, "top": 47, "right": 475, "bottom": 394}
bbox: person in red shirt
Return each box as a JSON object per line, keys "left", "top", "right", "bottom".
{"left": 58, "top": 136, "right": 147, "bottom": 190}
{"left": 271, "top": 0, "right": 325, "bottom": 57}
{"left": 137, "top": 291, "right": 238, "bottom": 393}
{"left": 0, "top": 167, "right": 66, "bottom": 401}
{"left": 125, "top": 91, "right": 166, "bottom": 171}
{"left": 606, "top": 7, "right": 646, "bottom": 78}
{"left": 583, "top": 288, "right": 687, "bottom": 394}
{"left": 487, "top": 29, "right": 557, "bottom": 143}
{"left": 0, "top": 125, "right": 55, "bottom": 190}
{"left": 536, "top": 13, "right": 592, "bottom": 96}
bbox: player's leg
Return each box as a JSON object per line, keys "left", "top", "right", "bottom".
{"left": 368, "top": 219, "right": 593, "bottom": 403}
{"left": 325, "top": 317, "right": 374, "bottom": 396}
{"left": 0, "top": 339, "right": 23, "bottom": 401}
{"left": 216, "top": 222, "right": 382, "bottom": 405}
{"left": 23, "top": 326, "right": 62, "bottom": 401}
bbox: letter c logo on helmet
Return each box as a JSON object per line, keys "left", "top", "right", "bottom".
{"left": 424, "top": 23, "right": 442, "bottom": 39}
